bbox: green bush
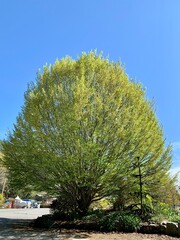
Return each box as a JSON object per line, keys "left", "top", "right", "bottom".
{"left": 82, "top": 209, "right": 106, "bottom": 221}
{"left": 100, "top": 211, "right": 141, "bottom": 232}
{"left": 152, "top": 202, "right": 180, "bottom": 223}
{"left": 32, "top": 214, "right": 55, "bottom": 228}
{"left": 90, "top": 198, "right": 111, "bottom": 210}
{"left": 125, "top": 203, "right": 153, "bottom": 221}
{"left": 50, "top": 197, "right": 79, "bottom": 221}
{"left": 171, "top": 214, "right": 180, "bottom": 222}
{"left": 0, "top": 194, "right": 4, "bottom": 208}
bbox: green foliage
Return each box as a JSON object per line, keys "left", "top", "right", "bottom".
{"left": 156, "top": 176, "right": 180, "bottom": 208}
{"left": 82, "top": 209, "right": 141, "bottom": 232}
{"left": 125, "top": 203, "right": 153, "bottom": 221}
{"left": 0, "top": 150, "right": 7, "bottom": 197}
{"left": 82, "top": 209, "right": 106, "bottom": 221}
{"left": 90, "top": 197, "right": 111, "bottom": 210}
{"left": 171, "top": 214, "right": 180, "bottom": 222}
{"left": 0, "top": 193, "right": 4, "bottom": 207}
{"left": 0, "top": 194, "right": 4, "bottom": 202}
{"left": 50, "top": 197, "right": 79, "bottom": 220}
{"left": 2, "top": 51, "right": 172, "bottom": 215}
{"left": 152, "top": 202, "right": 180, "bottom": 222}
{"left": 32, "top": 215, "right": 55, "bottom": 228}
{"left": 0, "top": 140, "right": 3, "bottom": 151}
{"left": 100, "top": 211, "right": 141, "bottom": 232}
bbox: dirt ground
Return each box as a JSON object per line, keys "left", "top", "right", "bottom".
{"left": 33, "top": 229, "right": 180, "bottom": 240}
{"left": 87, "top": 232, "right": 180, "bottom": 240}
{"left": 1, "top": 224, "right": 180, "bottom": 240}
{"left": 9, "top": 228, "right": 180, "bottom": 240}
{"left": 55, "top": 228, "right": 180, "bottom": 240}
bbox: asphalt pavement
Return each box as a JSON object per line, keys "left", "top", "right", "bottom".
{"left": 0, "top": 208, "right": 50, "bottom": 220}
{"left": 0, "top": 208, "right": 89, "bottom": 240}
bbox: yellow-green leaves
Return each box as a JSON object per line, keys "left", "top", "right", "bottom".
{"left": 2, "top": 51, "right": 172, "bottom": 213}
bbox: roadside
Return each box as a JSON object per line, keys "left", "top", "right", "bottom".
{"left": 0, "top": 208, "right": 89, "bottom": 239}
{"left": 0, "top": 209, "right": 179, "bottom": 240}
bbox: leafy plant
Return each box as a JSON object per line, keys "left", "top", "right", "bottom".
{"left": 100, "top": 211, "right": 141, "bottom": 232}
{"left": 82, "top": 209, "right": 106, "bottom": 221}
{"left": 32, "top": 214, "right": 55, "bottom": 228}
{"left": 152, "top": 202, "right": 180, "bottom": 222}
{"left": 125, "top": 203, "right": 153, "bottom": 221}
{"left": 0, "top": 194, "right": 4, "bottom": 207}
{"left": 50, "top": 196, "right": 80, "bottom": 221}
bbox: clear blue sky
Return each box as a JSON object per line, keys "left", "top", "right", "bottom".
{"left": 0, "top": 0, "right": 180, "bottom": 175}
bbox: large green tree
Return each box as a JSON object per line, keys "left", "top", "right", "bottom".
{"left": 2, "top": 52, "right": 172, "bottom": 214}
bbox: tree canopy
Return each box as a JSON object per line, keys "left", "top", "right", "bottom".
{"left": 2, "top": 52, "right": 172, "bottom": 214}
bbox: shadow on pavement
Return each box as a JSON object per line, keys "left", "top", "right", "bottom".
{"left": 0, "top": 218, "right": 90, "bottom": 240}
{"left": 0, "top": 217, "right": 32, "bottom": 227}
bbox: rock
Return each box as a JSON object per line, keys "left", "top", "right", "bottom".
{"left": 140, "top": 223, "right": 162, "bottom": 234}
{"left": 166, "top": 222, "right": 178, "bottom": 236}
{"left": 161, "top": 220, "right": 168, "bottom": 225}
{"left": 160, "top": 224, "right": 166, "bottom": 234}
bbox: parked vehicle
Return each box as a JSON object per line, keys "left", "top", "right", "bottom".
{"left": 14, "top": 196, "right": 29, "bottom": 208}
{"left": 14, "top": 196, "right": 39, "bottom": 208}
{"left": 23, "top": 199, "right": 40, "bottom": 208}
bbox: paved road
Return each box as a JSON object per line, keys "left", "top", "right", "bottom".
{"left": 0, "top": 208, "right": 51, "bottom": 230}
{"left": 0, "top": 208, "right": 50, "bottom": 220}
{"left": 0, "top": 208, "right": 89, "bottom": 240}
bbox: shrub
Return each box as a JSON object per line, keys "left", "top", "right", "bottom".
{"left": 152, "top": 202, "right": 180, "bottom": 223}
{"left": 90, "top": 198, "right": 111, "bottom": 210}
{"left": 100, "top": 211, "right": 141, "bottom": 232}
{"left": 82, "top": 209, "right": 106, "bottom": 221}
{"left": 50, "top": 197, "right": 79, "bottom": 221}
{"left": 0, "top": 194, "right": 4, "bottom": 208}
{"left": 125, "top": 203, "right": 153, "bottom": 221}
{"left": 32, "top": 214, "right": 55, "bottom": 228}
